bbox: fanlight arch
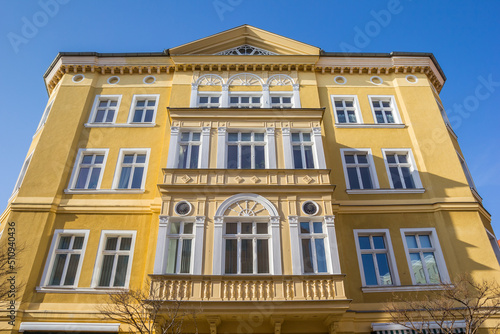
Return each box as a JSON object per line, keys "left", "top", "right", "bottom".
{"left": 196, "top": 74, "right": 224, "bottom": 86}
{"left": 215, "top": 193, "right": 279, "bottom": 217}
{"left": 267, "top": 74, "right": 295, "bottom": 87}
{"left": 228, "top": 73, "right": 263, "bottom": 86}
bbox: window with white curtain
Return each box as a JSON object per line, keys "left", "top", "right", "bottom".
{"left": 113, "top": 149, "right": 150, "bottom": 190}
{"left": 178, "top": 132, "right": 201, "bottom": 169}
{"left": 299, "top": 221, "right": 328, "bottom": 273}
{"left": 166, "top": 222, "right": 194, "bottom": 274}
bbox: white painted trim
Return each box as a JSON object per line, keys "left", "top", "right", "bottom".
{"left": 334, "top": 76, "right": 346, "bottom": 85}
{"left": 72, "top": 74, "right": 85, "bottom": 83}
{"left": 111, "top": 148, "right": 151, "bottom": 190}
{"left": 353, "top": 229, "right": 400, "bottom": 287}
{"left": 143, "top": 75, "right": 156, "bottom": 84}
{"left": 372, "top": 321, "right": 466, "bottom": 332}
{"left": 400, "top": 227, "right": 450, "bottom": 284}
{"left": 227, "top": 72, "right": 264, "bottom": 86}
{"left": 370, "top": 76, "right": 383, "bottom": 85}
{"left": 288, "top": 216, "right": 302, "bottom": 275}
{"left": 406, "top": 75, "right": 418, "bottom": 83}
{"left": 368, "top": 95, "right": 403, "bottom": 124}
{"left": 325, "top": 216, "right": 341, "bottom": 274}
{"left": 107, "top": 76, "right": 120, "bottom": 85}
{"left": 486, "top": 229, "right": 500, "bottom": 265}
{"left": 193, "top": 216, "right": 206, "bottom": 275}
{"left": 363, "top": 284, "right": 448, "bottom": 293}
{"left": 266, "top": 128, "right": 277, "bottom": 169}
{"left": 335, "top": 124, "right": 406, "bottom": 129}
{"left": 346, "top": 188, "right": 425, "bottom": 194}
{"left": 36, "top": 100, "right": 54, "bottom": 131}
{"left": 39, "top": 229, "right": 90, "bottom": 288}
{"left": 212, "top": 217, "right": 223, "bottom": 275}
{"left": 19, "top": 322, "right": 120, "bottom": 332}
{"left": 216, "top": 127, "right": 227, "bottom": 168}
{"left": 312, "top": 127, "right": 326, "bottom": 169}
{"left": 215, "top": 193, "right": 279, "bottom": 217}
{"left": 153, "top": 216, "right": 169, "bottom": 274}
{"left": 381, "top": 148, "right": 423, "bottom": 189}
{"left": 64, "top": 189, "right": 145, "bottom": 194}
{"left": 200, "top": 127, "right": 211, "bottom": 168}
{"left": 66, "top": 148, "right": 109, "bottom": 191}
{"left": 262, "top": 84, "right": 271, "bottom": 108}
{"left": 35, "top": 286, "right": 129, "bottom": 294}
{"left": 84, "top": 123, "right": 156, "bottom": 128}
{"left": 270, "top": 216, "right": 282, "bottom": 275}
{"left": 127, "top": 94, "right": 160, "bottom": 124}
{"left": 12, "top": 152, "right": 34, "bottom": 194}
{"left": 91, "top": 230, "right": 137, "bottom": 288}
{"left": 282, "top": 128, "right": 293, "bottom": 169}
{"left": 87, "top": 95, "right": 122, "bottom": 125}
{"left": 456, "top": 150, "right": 477, "bottom": 190}
{"left": 166, "top": 127, "right": 180, "bottom": 168}
{"left": 331, "top": 95, "right": 363, "bottom": 124}
{"left": 340, "top": 148, "right": 380, "bottom": 190}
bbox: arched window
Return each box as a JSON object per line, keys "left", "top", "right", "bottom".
{"left": 212, "top": 193, "right": 282, "bottom": 275}
{"left": 190, "top": 74, "right": 223, "bottom": 108}
{"left": 267, "top": 74, "right": 301, "bottom": 108}
{"left": 227, "top": 73, "right": 264, "bottom": 108}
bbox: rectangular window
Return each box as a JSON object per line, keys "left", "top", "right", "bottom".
{"left": 354, "top": 230, "right": 398, "bottom": 286}
{"left": 224, "top": 222, "right": 270, "bottom": 274}
{"left": 382, "top": 149, "right": 422, "bottom": 189}
{"left": 128, "top": 95, "right": 159, "bottom": 124}
{"left": 69, "top": 149, "right": 108, "bottom": 190}
{"left": 12, "top": 153, "right": 33, "bottom": 194}
{"left": 299, "top": 221, "right": 328, "bottom": 274}
{"left": 198, "top": 95, "right": 220, "bottom": 108}
{"left": 94, "top": 231, "right": 136, "bottom": 288}
{"left": 271, "top": 95, "right": 293, "bottom": 108}
{"left": 229, "top": 95, "right": 261, "bottom": 108}
{"left": 341, "top": 149, "right": 378, "bottom": 190}
{"left": 36, "top": 100, "right": 54, "bottom": 130}
{"left": 89, "top": 95, "right": 121, "bottom": 124}
{"left": 291, "top": 132, "right": 315, "bottom": 169}
{"left": 332, "top": 96, "right": 362, "bottom": 124}
{"left": 178, "top": 132, "right": 201, "bottom": 169}
{"left": 41, "top": 230, "right": 89, "bottom": 288}
{"left": 369, "top": 96, "right": 402, "bottom": 124}
{"left": 401, "top": 228, "right": 448, "bottom": 285}
{"left": 486, "top": 229, "right": 500, "bottom": 265}
{"left": 166, "top": 221, "right": 194, "bottom": 274}
{"left": 457, "top": 152, "right": 476, "bottom": 190}
{"left": 113, "top": 149, "right": 150, "bottom": 190}
{"left": 227, "top": 132, "right": 266, "bottom": 169}
{"left": 435, "top": 98, "right": 451, "bottom": 127}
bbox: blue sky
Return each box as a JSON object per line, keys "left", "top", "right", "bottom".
{"left": 1, "top": 1, "right": 499, "bottom": 234}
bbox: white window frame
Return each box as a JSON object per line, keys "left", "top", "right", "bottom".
{"left": 456, "top": 151, "right": 476, "bottom": 190}
{"left": 270, "top": 92, "right": 294, "bottom": 108}
{"left": 177, "top": 131, "right": 202, "bottom": 169}
{"left": 340, "top": 148, "right": 380, "bottom": 190}
{"left": 486, "top": 229, "right": 500, "bottom": 265}
{"left": 91, "top": 230, "right": 137, "bottom": 288}
{"left": 368, "top": 95, "right": 403, "bottom": 124}
{"left": 40, "top": 229, "right": 90, "bottom": 288}
{"left": 112, "top": 148, "right": 151, "bottom": 190}
{"left": 197, "top": 92, "right": 221, "bottom": 108}
{"left": 291, "top": 131, "right": 316, "bottom": 169}
{"left": 354, "top": 229, "right": 400, "bottom": 286}
{"left": 87, "top": 95, "right": 122, "bottom": 124}
{"left": 127, "top": 94, "right": 160, "bottom": 124}
{"left": 222, "top": 220, "right": 272, "bottom": 275}
{"left": 400, "top": 228, "right": 450, "bottom": 285}
{"left": 226, "top": 131, "right": 267, "bottom": 169}
{"left": 165, "top": 220, "right": 196, "bottom": 274}
{"left": 67, "top": 149, "right": 109, "bottom": 190}
{"left": 382, "top": 149, "right": 423, "bottom": 189}
{"left": 36, "top": 100, "right": 54, "bottom": 131}
{"left": 228, "top": 93, "right": 263, "bottom": 108}
{"left": 331, "top": 95, "right": 363, "bottom": 124}
{"left": 298, "top": 220, "right": 331, "bottom": 274}
{"left": 12, "top": 152, "right": 33, "bottom": 194}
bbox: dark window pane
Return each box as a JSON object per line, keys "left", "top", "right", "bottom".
{"left": 226, "top": 223, "right": 237, "bottom": 234}
{"left": 49, "top": 254, "right": 67, "bottom": 285}
{"left": 180, "top": 239, "right": 192, "bottom": 273}
{"left": 147, "top": 100, "right": 156, "bottom": 106}
{"left": 133, "top": 110, "right": 143, "bottom": 122}
{"left": 337, "top": 111, "right": 346, "bottom": 123}
{"left": 113, "top": 255, "right": 129, "bottom": 287}
{"left": 63, "top": 254, "right": 80, "bottom": 286}
{"left": 257, "top": 239, "right": 269, "bottom": 273}
{"left": 271, "top": 97, "right": 280, "bottom": 103}
{"left": 358, "top": 236, "right": 371, "bottom": 249}
{"left": 347, "top": 168, "right": 360, "bottom": 189}
{"left": 192, "top": 133, "right": 201, "bottom": 141}
{"left": 199, "top": 97, "right": 208, "bottom": 103}
{"left": 241, "top": 223, "right": 252, "bottom": 234}
{"left": 88, "top": 168, "right": 101, "bottom": 189}
{"left": 94, "top": 155, "right": 104, "bottom": 164}
{"left": 304, "top": 146, "right": 314, "bottom": 168}
{"left": 375, "top": 111, "right": 384, "bottom": 123}
{"left": 315, "top": 239, "right": 327, "bottom": 273}
{"left": 99, "top": 255, "right": 115, "bottom": 286}
{"left": 406, "top": 235, "right": 418, "bottom": 248}
{"left": 398, "top": 154, "right": 407, "bottom": 163}
{"left": 254, "top": 146, "right": 265, "bottom": 169}
{"left": 373, "top": 236, "right": 386, "bottom": 249}
{"left": 359, "top": 167, "right": 373, "bottom": 189}
{"left": 227, "top": 146, "right": 238, "bottom": 168}
{"left": 123, "top": 155, "right": 134, "bottom": 163}
{"left": 300, "top": 222, "right": 310, "bottom": 234}
{"left": 120, "top": 238, "right": 132, "bottom": 250}
{"left": 344, "top": 155, "right": 355, "bottom": 164}
{"left": 257, "top": 223, "right": 267, "bottom": 234}
{"left": 105, "top": 110, "right": 115, "bottom": 123}
{"left": 313, "top": 222, "right": 323, "bottom": 233}
{"left": 401, "top": 167, "right": 415, "bottom": 188}
{"left": 301, "top": 239, "right": 313, "bottom": 273}
{"left": 291, "top": 133, "right": 300, "bottom": 142}
{"left": 376, "top": 253, "right": 392, "bottom": 285}
{"left": 95, "top": 110, "right": 105, "bottom": 123}
{"left": 241, "top": 133, "right": 251, "bottom": 141}
{"left": 390, "top": 167, "right": 402, "bottom": 188}
{"left": 190, "top": 145, "right": 200, "bottom": 169}
{"left": 385, "top": 111, "right": 395, "bottom": 123}
{"left": 386, "top": 154, "right": 396, "bottom": 163}
{"left": 118, "top": 167, "right": 131, "bottom": 188}
{"left": 241, "top": 239, "right": 253, "bottom": 273}
{"left": 75, "top": 168, "right": 89, "bottom": 189}
{"left": 347, "top": 110, "right": 357, "bottom": 123}
{"left": 357, "top": 155, "right": 368, "bottom": 164}
{"left": 419, "top": 235, "right": 432, "bottom": 248}
{"left": 136, "top": 154, "right": 146, "bottom": 163}
{"left": 225, "top": 239, "right": 237, "bottom": 274}
{"left": 105, "top": 238, "right": 118, "bottom": 250}
{"left": 178, "top": 145, "right": 188, "bottom": 169}
{"left": 145, "top": 109, "right": 154, "bottom": 122}
{"left": 293, "top": 146, "right": 303, "bottom": 169}
{"left": 254, "top": 133, "right": 264, "bottom": 141}
{"left": 73, "top": 237, "right": 84, "bottom": 250}
{"left": 131, "top": 167, "right": 144, "bottom": 189}
{"left": 361, "top": 254, "right": 378, "bottom": 285}
{"left": 241, "top": 145, "right": 251, "bottom": 169}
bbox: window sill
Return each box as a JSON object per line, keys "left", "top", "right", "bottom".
{"left": 335, "top": 123, "right": 406, "bottom": 129}
{"left": 84, "top": 123, "right": 156, "bottom": 128}
{"left": 362, "top": 284, "right": 448, "bottom": 293}
{"left": 64, "top": 189, "right": 145, "bottom": 194}
{"left": 36, "top": 286, "right": 129, "bottom": 294}
{"left": 347, "top": 188, "right": 425, "bottom": 194}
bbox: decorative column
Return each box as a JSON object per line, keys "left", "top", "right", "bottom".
{"left": 292, "top": 83, "right": 301, "bottom": 108}
{"left": 266, "top": 127, "right": 276, "bottom": 169}
{"left": 190, "top": 83, "right": 198, "bottom": 107}
{"left": 288, "top": 216, "right": 302, "bottom": 275}
{"left": 193, "top": 216, "right": 205, "bottom": 275}
{"left": 325, "top": 215, "right": 341, "bottom": 274}
{"left": 212, "top": 216, "right": 224, "bottom": 275}
{"left": 312, "top": 127, "right": 327, "bottom": 169}
{"left": 166, "top": 127, "right": 180, "bottom": 168}
{"left": 216, "top": 127, "right": 227, "bottom": 168}
{"left": 153, "top": 216, "right": 169, "bottom": 274}
{"left": 282, "top": 127, "right": 293, "bottom": 169}
{"left": 200, "top": 127, "right": 211, "bottom": 168}
{"left": 221, "top": 84, "right": 229, "bottom": 107}
{"left": 270, "top": 216, "right": 282, "bottom": 274}
{"left": 262, "top": 84, "right": 271, "bottom": 108}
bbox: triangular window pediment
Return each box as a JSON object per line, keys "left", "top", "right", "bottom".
{"left": 215, "top": 44, "right": 277, "bottom": 56}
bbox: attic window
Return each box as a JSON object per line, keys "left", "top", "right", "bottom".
{"left": 216, "top": 44, "right": 277, "bottom": 55}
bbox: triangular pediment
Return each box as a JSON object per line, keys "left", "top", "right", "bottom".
{"left": 169, "top": 25, "right": 320, "bottom": 56}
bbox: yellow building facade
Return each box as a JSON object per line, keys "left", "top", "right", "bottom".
{"left": 1, "top": 25, "right": 500, "bottom": 334}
